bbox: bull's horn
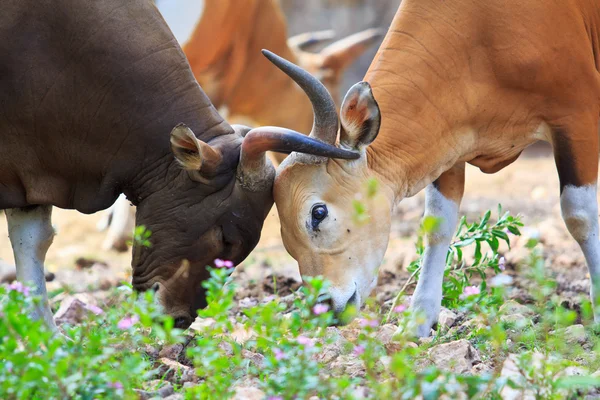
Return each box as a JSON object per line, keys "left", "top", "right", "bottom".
{"left": 237, "top": 127, "right": 359, "bottom": 191}
{"left": 261, "top": 49, "right": 339, "bottom": 145}
{"left": 288, "top": 30, "right": 336, "bottom": 52}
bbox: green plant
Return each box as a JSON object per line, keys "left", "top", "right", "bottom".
{"left": 0, "top": 283, "right": 182, "bottom": 399}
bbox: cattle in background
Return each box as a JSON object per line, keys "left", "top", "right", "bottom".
{"left": 1, "top": 0, "right": 352, "bottom": 330}
{"left": 100, "top": 0, "right": 382, "bottom": 252}
{"left": 244, "top": 0, "right": 600, "bottom": 336}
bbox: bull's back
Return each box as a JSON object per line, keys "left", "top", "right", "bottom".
{"left": 0, "top": 0, "right": 215, "bottom": 211}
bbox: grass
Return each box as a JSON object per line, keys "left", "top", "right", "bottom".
{"left": 0, "top": 207, "right": 599, "bottom": 399}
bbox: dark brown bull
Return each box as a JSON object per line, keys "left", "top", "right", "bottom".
{"left": 0, "top": 0, "right": 355, "bottom": 330}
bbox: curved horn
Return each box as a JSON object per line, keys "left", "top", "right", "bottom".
{"left": 288, "top": 29, "right": 336, "bottom": 52}
{"left": 262, "top": 49, "right": 339, "bottom": 145}
{"left": 237, "top": 127, "right": 359, "bottom": 191}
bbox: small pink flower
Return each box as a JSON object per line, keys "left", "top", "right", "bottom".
{"left": 393, "top": 304, "right": 407, "bottom": 313}
{"left": 296, "top": 335, "right": 315, "bottom": 348}
{"left": 108, "top": 381, "right": 123, "bottom": 390}
{"left": 85, "top": 304, "right": 104, "bottom": 315}
{"left": 214, "top": 259, "right": 234, "bottom": 268}
{"left": 273, "top": 348, "right": 285, "bottom": 360}
{"left": 463, "top": 286, "right": 480, "bottom": 297}
{"left": 268, "top": 397, "right": 283, "bottom": 400}
{"left": 353, "top": 345, "right": 365, "bottom": 356}
{"left": 8, "top": 282, "right": 30, "bottom": 296}
{"left": 359, "top": 318, "right": 379, "bottom": 328}
{"left": 312, "top": 304, "right": 329, "bottom": 315}
{"left": 117, "top": 315, "right": 139, "bottom": 330}
{"left": 498, "top": 256, "right": 506, "bottom": 271}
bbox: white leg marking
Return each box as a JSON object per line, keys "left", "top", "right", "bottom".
{"left": 560, "top": 184, "right": 600, "bottom": 321}
{"left": 411, "top": 185, "right": 459, "bottom": 337}
{"left": 6, "top": 205, "right": 57, "bottom": 330}
{"left": 102, "top": 194, "right": 135, "bottom": 251}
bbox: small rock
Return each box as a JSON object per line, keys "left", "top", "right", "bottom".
{"left": 428, "top": 339, "right": 480, "bottom": 374}
{"left": 499, "top": 300, "right": 535, "bottom": 317}
{"left": 218, "top": 341, "right": 234, "bottom": 357}
{"left": 144, "top": 344, "right": 160, "bottom": 359}
{"left": 500, "top": 313, "right": 533, "bottom": 331}
{"left": 136, "top": 382, "right": 174, "bottom": 399}
{"left": 438, "top": 308, "right": 458, "bottom": 329}
{"left": 230, "top": 323, "right": 256, "bottom": 344}
{"left": 238, "top": 297, "right": 258, "bottom": 308}
{"left": 471, "top": 363, "right": 493, "bottom": 375}
{"left": 163, "top": 395, "right": 184, "bottom": 400}
{"left": 53, "top": 296, "right": 101, "bottom": 325}
{"left": 156, "top": 383, "right": 175, "bottom": 398}
{"left": 159, "top": 343, "right": 184, "bottom": 360}
{"left": 330, "top": 354, "right": 366, "bottom": 378}
{"left": 458, "top": 316, "right": 487, "bottom": 334}
{"left": 232, "top": 387, "right": 264, "bottom": 400}
{"left": 374, "top": 324, "right": 398, "bottom": 344}
{"left": 315, "top": 327, "right": 351, "bottom": 364}
{"left": 550, "top": 324, "right": 587, "bottom": 345}
{"left": 158, "top": 358, "right": 197, "bottom": 384}
{"left": 241, "top": 349, "right": 265, "bottom": 369}
{"left": 499, "top": 353, "right": 543, "bottom": 400}
{"left": 560, "top": 366, "right": 589, "bottom": 377}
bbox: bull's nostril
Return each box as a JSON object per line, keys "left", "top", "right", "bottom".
{"left": 347, "top": 286, "right": 358, "bottom": 306}
{"left": 174, "top": 316, "right": 191, "bottom": 329}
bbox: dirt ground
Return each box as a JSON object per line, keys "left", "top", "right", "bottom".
{"left": 0, "top": 142, "right": 592, "bottom": 304}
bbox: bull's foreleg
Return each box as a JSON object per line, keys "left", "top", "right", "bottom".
{"left": 554, "top": 129, "right": 600, "bottom": 322}
{"left": 411, "top": 162, "right": 465, "bottom": 337}
{"left": 5, "top": 205, "right": 57, "bottom": 331}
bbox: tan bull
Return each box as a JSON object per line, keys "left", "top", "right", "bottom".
{"left": 245, "top": 0, "right": 600, "bottom": 337}
{"left": 100, "top": 0, "right": 382, "bottom": 251}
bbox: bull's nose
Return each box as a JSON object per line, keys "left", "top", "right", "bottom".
{"left": 174, "top": 316, "right": 193, "bottom": 329}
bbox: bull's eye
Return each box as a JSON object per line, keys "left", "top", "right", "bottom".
{"left": 311, "top": 204, "right": 328, "bottom": 230}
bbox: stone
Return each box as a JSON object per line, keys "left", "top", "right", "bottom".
{"left": 136, "top": 382, "right": 174, "bottom": 399}
{"left": 232, "top": 387, "right": 265, "bottom": 400}
{"left": 163, "top": 395, "right": 184, "bottom": 400}
{"left": 158, "top": 358, "right": 197, "bottom": 384}
{"left": 159, "top": 343, "right": 184, "bottom": 360}
{"left": 556, "top": 365, "right": 589, "bottom": 378}
{"left": 53, "top": 296, "right": 102, "bottom": 325}
{"left": 438, "top": 308, "right": 458, "bottom": 329}
{"left": 374, "top": 324, "right": 398, "bottom": 344}
{"left": 550, "top": 324, "right": 587, "bottom": 345}
{"left": 315, "top": 327, "right": 351, "bottom": 364}
{"left": 218, "top": 340, "right": 234, "bottom": 357}
{"left": 499, "top": 353, "right": 543, "bottom": 400}
{"left": 144, "top": 344, "right": 160, "bottom": 359}
{"left": 241, "top": 349, "right": 265, "bottom": 369}
{"left": 428, "top": 339, "right": 480, "bottom": 374}
{"left": 499, "top": 300, "right": 535, "bottom": 317}
{"left": 330, "top": 354, "right": 366, "bottom": 378}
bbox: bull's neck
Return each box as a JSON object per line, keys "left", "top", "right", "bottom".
{"left": 364, "top": 1, "right": 474, "bottom": 201}
{"left": 123, "top": 87, "right": 233, "bottom": 207}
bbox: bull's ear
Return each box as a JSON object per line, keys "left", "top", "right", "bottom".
{"left": 339, "top": 81, "right": 380, "bottom": 150}
{"left": 170, "top": 123, "right": 222, "bottom": 177}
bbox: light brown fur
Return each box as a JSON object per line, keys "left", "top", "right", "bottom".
{"left": 271, "top": 0, "right": 600, "bottom": 319}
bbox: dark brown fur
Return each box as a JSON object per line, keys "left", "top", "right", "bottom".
{"left": 0, "top": 0, "right": 274, "bottom": 326}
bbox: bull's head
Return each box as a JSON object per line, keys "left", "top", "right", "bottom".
{"left": 243, "top": 50, "right": 391, "bottom": 315}
{"left": 130, "top": 65, "right": 360, "bottom": 328}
